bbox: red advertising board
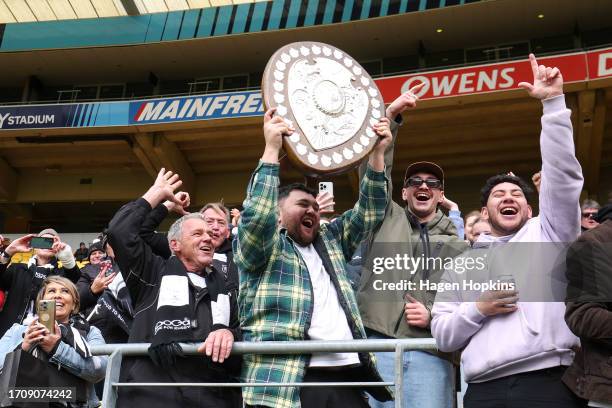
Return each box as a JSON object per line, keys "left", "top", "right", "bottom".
{"left": 586, "top": 48, "right": 612, "bottom": 80}
{"left": 374, "top": 49, "right": 612, "bottom": 103}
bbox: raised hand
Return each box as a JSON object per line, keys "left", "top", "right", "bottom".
{"left": 262, "top": 108, "right": 294, "bottom": 163}
{"left": 369, "top": 117, "right": 392, "bottom": 172}
{"left": 372, "top": 117, "right": 393, "bottom": 152}
{"left": 230, "top": 208, "right": 241, "bottom": 227}
{"left": 531, "top": 171, "right": 541, "bottom": 194}
{"left": 440, "top": 196, "right": 459, "bottom": 212}
{"left": 165, "top": 191, "right": 191, "bottom": 216}
{"left": 518, "top": 54, "right": 563, "bottom": 100}
{"left": 143, "top": 168, "right": 183, "bottom": 208}
{"left": 4, "top": 234, "right": 35, "bottom": 256}
{"left": 90, "top": 267, "right": 117, "bottom": 295}
{"left": 386, "top": 82, "right": 425, "bottom": 120}
{"left": 316, "top": 191, "right": 335, "bottom": 215}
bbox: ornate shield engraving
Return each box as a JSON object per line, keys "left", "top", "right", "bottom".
{"left": 262, "top": 42, "right": 385, "bottom": 176}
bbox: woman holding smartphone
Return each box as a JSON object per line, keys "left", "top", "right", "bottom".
{"left": 0, "top": 229, "right": 81, "bottom": 338}
{"left": 0, "top": 276, "right": 107, "bottom": 408}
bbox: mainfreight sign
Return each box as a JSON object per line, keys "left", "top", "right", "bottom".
{"left": 130, "top": 91, "right": 264, "bottom": 124}
{"left": 1, "top": 47, "right": 610, "bottom": 131}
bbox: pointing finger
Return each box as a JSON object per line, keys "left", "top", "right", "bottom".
{"left": 409, "top": 82, "right": 426, "bottom": 95}
{"left": 528, "top": 53, "right": 539, "bottom": 79}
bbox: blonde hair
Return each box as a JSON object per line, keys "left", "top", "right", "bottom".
{"left": 36, "top": 276, "right": 80, "bottom": 315}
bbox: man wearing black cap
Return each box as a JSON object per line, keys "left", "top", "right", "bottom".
{"left": 355, "top": 88, "right": 467, "bottom": 408}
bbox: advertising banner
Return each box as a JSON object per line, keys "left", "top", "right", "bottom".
{"left": 1, "top": 47, "right": 609, "bottom": 131}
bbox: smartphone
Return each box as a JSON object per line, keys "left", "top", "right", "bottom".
{"left": 498, "top": 275, "right": 517, "bottom": 308}
{"left": 30, "top": 236, "right": 54, "bottom": 249}
{"left": 37, "top": 300, "right": 56, "bottom": 332}
{"left": 318, "top": 181, "right": 334, "bottom": 212}
{"left": 100, "top": 258, "right": 114, "bottom": 277}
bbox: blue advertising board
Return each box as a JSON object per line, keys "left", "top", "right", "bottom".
{"left": 0, "top": 90, "right": 265, "bottom": 131}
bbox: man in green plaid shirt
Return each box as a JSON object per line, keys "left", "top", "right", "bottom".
{"left": 233, "top": 108, "right": 395, "bottom": 408}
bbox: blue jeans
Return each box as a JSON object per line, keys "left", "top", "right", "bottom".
{"left": 368, "top": 332, "right": 455, "bottom": 408}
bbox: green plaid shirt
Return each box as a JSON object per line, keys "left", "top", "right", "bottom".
{"left": 233, "top": 161, "right": 391, "bottom": 408}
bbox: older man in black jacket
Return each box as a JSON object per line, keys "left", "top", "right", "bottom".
{"left": 108, "top": 168, "right": 241, "bottom": 408}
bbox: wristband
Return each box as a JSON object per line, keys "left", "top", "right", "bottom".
{"left": 0, "top": 250, "right": 11, "bottom": 264}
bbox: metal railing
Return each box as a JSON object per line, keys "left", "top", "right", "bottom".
{"left": 91, "top": 338, "right": 438, "bottom": 408}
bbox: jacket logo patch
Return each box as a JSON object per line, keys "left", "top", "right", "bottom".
{"left": 154, "top": 318, "right": 191, "bottom": 335}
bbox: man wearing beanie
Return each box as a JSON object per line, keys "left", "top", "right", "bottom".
{"left": 87, "top": 242, "right": 106, "bottom": 265}
{"left": 0, "top": 228, "right": 80, "bottom": 336}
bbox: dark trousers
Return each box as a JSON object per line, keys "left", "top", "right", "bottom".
{"left": 117, "top": 356, "right": 241, "bottom": 408}
{"left": 247, "top": 367, "right": 370, "bottom": 408}
{"left": 464, "top": 366, "right": 587, "bottom": 408}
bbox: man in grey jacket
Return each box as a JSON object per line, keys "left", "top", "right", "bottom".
{"left": 356, "top": 86, "right": 467, "bottom": 408}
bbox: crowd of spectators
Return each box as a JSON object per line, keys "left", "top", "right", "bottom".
{"left": 0, "top": 54, "right": 610, "bottom": 408}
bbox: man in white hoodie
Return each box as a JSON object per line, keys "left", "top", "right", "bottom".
{"left": 431, "top": 54, "right": 586, "bottom": 408}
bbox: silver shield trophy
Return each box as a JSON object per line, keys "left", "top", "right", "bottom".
{"left": 262, "top": 42, "right": 385, "bottom": 176}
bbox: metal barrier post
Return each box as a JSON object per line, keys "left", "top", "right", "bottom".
{"left": 394, "top": 343, "right": 404, "bottom": 408}
{"left": 101, "top": 349, "right": 123, "bottom": 408}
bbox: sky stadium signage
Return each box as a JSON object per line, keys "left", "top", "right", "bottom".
{"left": 0, "top": 47, "right": 610, "bottom": 131}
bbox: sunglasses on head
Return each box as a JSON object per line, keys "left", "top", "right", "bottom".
{"left": 581, "top": 212, "right": 597, "bottom": 219}
{"left": 405, "top": 176, "right": 442, "bottom": 189}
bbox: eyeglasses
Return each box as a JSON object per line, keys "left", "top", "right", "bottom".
{"left": 405, "top": 177, "right": 442, "bottom": 189}
{"left": 581, "top": 212, "right": 597, "bottom": 219}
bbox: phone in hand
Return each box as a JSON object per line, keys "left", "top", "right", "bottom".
{"left": 37, "top": 300, "right": 56, "bottom": 332}
{"left": 100, "top": 259, "right": 114, "bottom": 277}
{"left": 318, "top": 181, "right": 334, "bottom": 212}
{"left": 30, "top": 236, "right": 54, "bottom": 249}
{"left": 498, "top": 274, "right": 517, "bottom": 308}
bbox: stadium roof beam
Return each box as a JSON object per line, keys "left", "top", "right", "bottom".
{"left": 133, "top": 132, "right": 195, "bottom": 196}
{"left": 152, "top": 132, "right": 195, "bottom": 196}
{"left": 133, "top": 133, "right": 164, "bottom": 175}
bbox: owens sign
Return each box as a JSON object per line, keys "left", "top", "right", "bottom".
{"left": 375, "top": 49, "right": 612, "bottom": 102}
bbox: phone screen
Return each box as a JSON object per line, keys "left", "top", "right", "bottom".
{"left": 30, "top": 236, "right": 54, "bottom": 249}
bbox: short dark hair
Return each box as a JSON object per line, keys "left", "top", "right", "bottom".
{"left": 278, "top": 183, "right": 317, "bottom": 202}
{"left": 480, "top": 174, "right": 533, "bottom": 207}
